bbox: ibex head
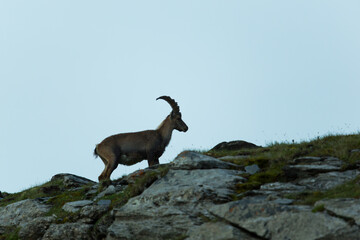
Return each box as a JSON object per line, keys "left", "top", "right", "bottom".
{"left": 157, "top": 96, "right": 188, "bottom": 132}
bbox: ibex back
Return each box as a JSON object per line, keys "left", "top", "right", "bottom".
{"left": 94, "top": 96, "right": 188, "bottom": 182}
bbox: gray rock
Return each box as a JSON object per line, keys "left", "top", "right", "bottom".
{"left": 210, "top": 196, "right": 351, "bottom": 240}
{"left": 245, "top": 164, "right": 260, "bottom": 174}
{"left": 172, "top": 151, "right": 242, "bottom": 170}
{"left": 186, "top": 222, "right": 257, "bottom": 240}
{"left": 42, "top": 222, "right": 93, "bottom": 240}
{"left": 80, "top": 204, "right": 109, "bottom": 223}
{"left": 51, "top": 173, "right": 96, "bottom": 188}
{"left": 19, "top": 216, "right": 55, "bottom": 240}
{"left": 298, "top": 170, "right": 360, "bottom": 190}
{"left": 108, "top": 207, "right": 197, "bottom": 240}
{"left": 315, "top": 198, "right": 360, "bottom": 225}
{"left": 284, "top": 156, "right": 345, "bottom": 180}
{"left": 97, "top": 199, "right": 112, "bottom": 207}
{"left": 94, "top": 185, "right": 116, "bottom": 200}
{"left": 128, "top": 169, "right": 245, "bottom": 205}
{"left": 0, "top": 199, "right": 50, "bottom": 227}
{"left": 62, "top": 200, "right": 93, "bottom": 213}
{"left": 351, "top": 149, "right": 360, "bottom": 153}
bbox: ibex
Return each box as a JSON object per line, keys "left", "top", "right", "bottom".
{"left": 94, "top": 96, "right": 188, "bottom": 181}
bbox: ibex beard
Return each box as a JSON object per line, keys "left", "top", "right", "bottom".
{"left": 94, "top": 96, "right": 188, "bottom": 182}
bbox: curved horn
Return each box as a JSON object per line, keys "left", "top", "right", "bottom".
{"left": 156, "top": 96, "right": 180, "bottom": 113}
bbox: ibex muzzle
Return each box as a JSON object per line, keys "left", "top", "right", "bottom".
{"left": 94, "top": 96, "right": 188, "bottom": 182}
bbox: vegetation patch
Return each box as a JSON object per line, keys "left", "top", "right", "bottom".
{"left": 0, "top": 226, "right": 19, "bottom": 240}
{"left": 0, "top": 179, "right": 65, "bottom": 208}
{"left": 312, "top": 204, "right": 325, "bottom": 213}
{"left": 205, "top": 133, "right": 360, "bottom": 199}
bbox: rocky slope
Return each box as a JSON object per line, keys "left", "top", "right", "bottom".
{"left": 1, "top": 136, "right": 360, "bottom": 240}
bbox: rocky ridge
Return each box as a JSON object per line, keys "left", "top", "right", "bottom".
{"left": 0, "top": 139, "right": 360, "bottom": 239}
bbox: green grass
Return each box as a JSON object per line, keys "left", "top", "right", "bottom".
{"left": 0, "top": 179, "right": 65, "bottom": 208}
{"left": 0, "top": 227, "right": 19, "bottom": 240}
{"left": 312, "top": 204, "right": 325, "bottom": 213}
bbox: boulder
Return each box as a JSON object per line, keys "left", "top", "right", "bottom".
{"left": 211, "top": 140, "right": 260, "bottom": 151}
{"left": 51, "top": 173, "right": 96, "bottom": 188}
{"left": 0, "top": 199, "right": 50, "bottom": 227}
{"left": 107, "top": 152, "right": 246, "bottom": 239}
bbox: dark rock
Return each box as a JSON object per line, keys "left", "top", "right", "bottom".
{"left": 211, "top": 140, "right": 261, "bottom": 151}
{"left": 40, "top": 185, "right": 60, "bottom": 194}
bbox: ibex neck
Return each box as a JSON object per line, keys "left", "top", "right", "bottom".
{"left": 157, "top": 116, "right": 173, "bottom": 147}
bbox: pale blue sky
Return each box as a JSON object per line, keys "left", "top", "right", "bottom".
{"left": 1, "top": 1, "right": 359, "bottom": 193}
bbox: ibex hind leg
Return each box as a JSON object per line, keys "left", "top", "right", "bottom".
{"left": 98, "top": 153, "right": 117, "bottom": 182}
